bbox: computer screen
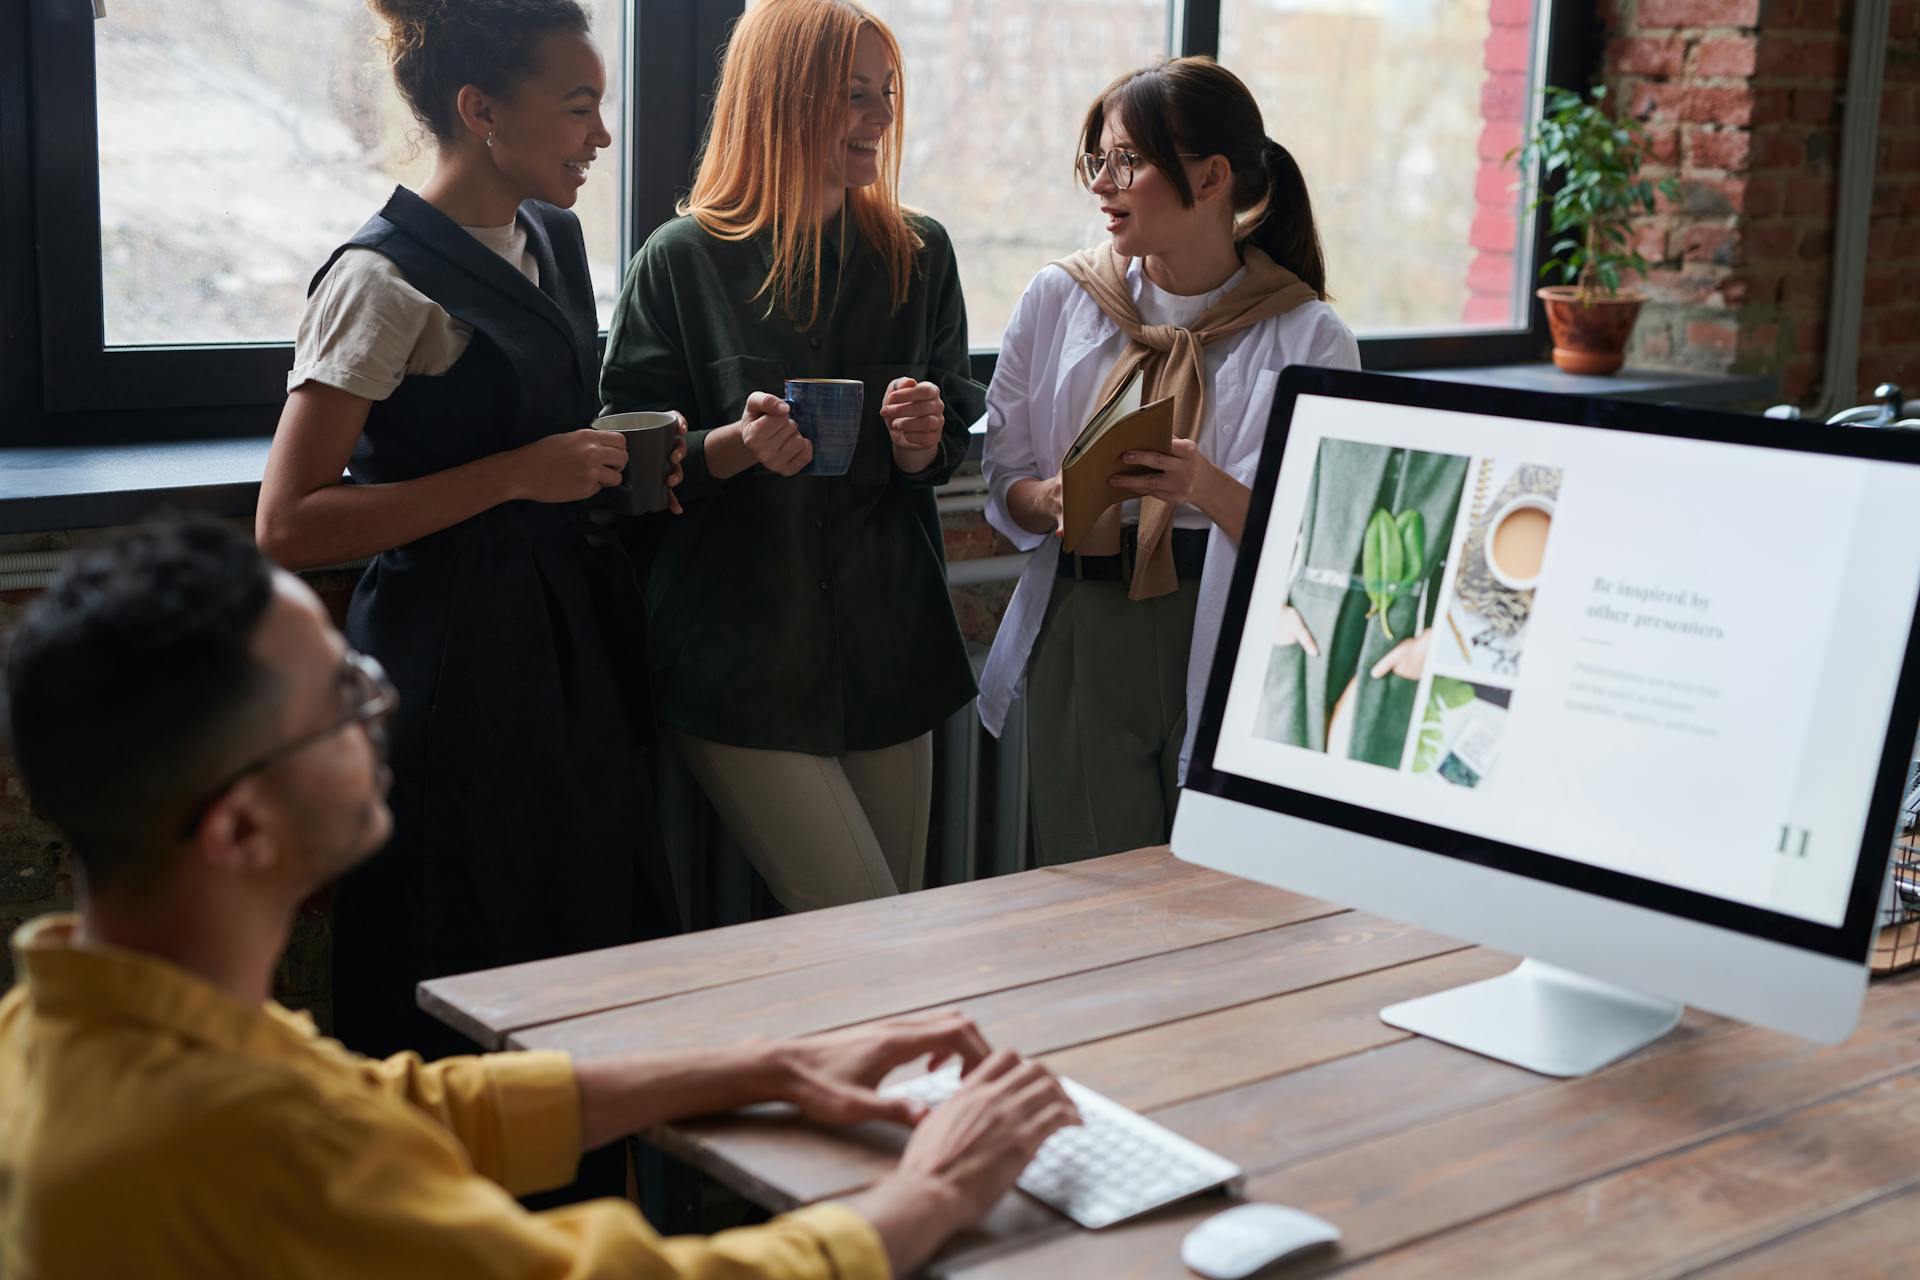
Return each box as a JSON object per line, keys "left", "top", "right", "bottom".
{"left": 1187, "top": 369, "right": 1920, "bottom": 959}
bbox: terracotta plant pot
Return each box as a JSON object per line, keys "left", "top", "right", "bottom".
{"left": 1537, "top": 286, "right": 1646, "bottom": 376}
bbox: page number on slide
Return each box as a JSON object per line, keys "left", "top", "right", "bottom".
{"left": 1776, "top": 825, "right": 1812, "bottom": 859}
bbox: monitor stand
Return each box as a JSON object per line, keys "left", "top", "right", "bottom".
{"left": 1380, "top": 958, "right": 1683, "bottom": 1077}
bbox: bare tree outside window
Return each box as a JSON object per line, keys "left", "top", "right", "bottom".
{"left": 95, "top": 0, "right": 628, "bottom": 348}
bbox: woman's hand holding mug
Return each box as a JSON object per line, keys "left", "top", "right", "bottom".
{"left": 737, "top": 392, "right": 814, "bottom": 477}
{"left": 512, "top": 428, "right": 627, "bottom": 503}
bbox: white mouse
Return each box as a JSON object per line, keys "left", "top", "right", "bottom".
{"left": 1179, "top": 1202, "right": 1341, "bottom": 1279}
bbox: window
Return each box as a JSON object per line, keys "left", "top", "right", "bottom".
{"left": 7, "top": 0, "right": 1591, "bottom": 443}
{"left": 93, "top": 0, "right": 630, "bottom": 349}
{"left": 1218, "top": 0, "right": 1548, "bottom": 339}
{"left": 739, "top": 0, "right": 1172, "bottom": 347}
{"left": 876, "top": 0, "right": 1173, "bottom": 346}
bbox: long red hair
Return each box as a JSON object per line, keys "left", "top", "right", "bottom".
{"left": 683, "top": 0, "right": 918, "bottom": 329}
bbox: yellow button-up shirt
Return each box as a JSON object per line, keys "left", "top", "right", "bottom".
{"left": 0, "top": 915, "right": 890, "bottom": 1280}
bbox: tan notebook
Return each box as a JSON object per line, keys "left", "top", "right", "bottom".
{"left": 1060, "top": 368, "right": 1176, "bottom": 553}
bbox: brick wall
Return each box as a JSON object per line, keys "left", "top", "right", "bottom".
{"left": 1609, "top": 0, "right": 1835, "bottom": 391}
{"left": 1465, "top": 0, "right": 1541, "bottom": 326}
{"left": 1468, "top": 0, "right": 1919, "bottom": 404}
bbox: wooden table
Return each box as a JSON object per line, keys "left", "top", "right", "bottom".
{"left": 421, "top": 847, "right": 1920, "bottom": 1277}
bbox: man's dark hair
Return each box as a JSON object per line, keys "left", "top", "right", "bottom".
{"left": 1, "top": 520, "right": 283, "bottom": 892}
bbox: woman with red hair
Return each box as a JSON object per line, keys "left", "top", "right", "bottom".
{"left": 601, "top": 0, "right": 979, "bottom": 912}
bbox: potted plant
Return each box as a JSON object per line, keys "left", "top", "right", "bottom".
{"left": 1508, "top": 85, "right": 1678, "bottom": 375}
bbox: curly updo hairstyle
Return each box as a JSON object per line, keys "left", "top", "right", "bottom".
{"left": 366, "top": 0, "right": 593, "bottom": 140}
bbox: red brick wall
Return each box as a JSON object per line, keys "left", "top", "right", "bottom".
{"left": 1469, "top": 0, "right": 1919, "bottom": 404}
{"left": 1609, "top": 0, "right": 1838, "bottom": 392}
{"left": 1465, "top": 0, "right": 1541, "bottom": 326}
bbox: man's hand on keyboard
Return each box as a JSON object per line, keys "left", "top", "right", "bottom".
{"left": 896, "top": 1050, "right": 1081, "bottom": 1220}
{"left": 847, "top": 1049, "right": 1080, "bottom": 1275}
{"left": 775, "top": 1011, "right": 993, "bottom": 1127}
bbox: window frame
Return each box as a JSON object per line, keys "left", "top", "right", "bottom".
{"left": 6, "top": 0, "right": 1592, "bottom": 445}
{"left": 7, "top": 0, "right": 738, "bottom": 445}
{"left": 969, "top": 0, "right": 1599, "bottom": 383}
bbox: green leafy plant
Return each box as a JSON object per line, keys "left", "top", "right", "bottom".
{"left": 1361, "top": 507, "right": 1426, "bottom": 641}
{"left": 1506, "top": 85, "right": 1680, "bottom": 303}
{"left": 1413, "top": 677, "right": 1477, "bottom": 774}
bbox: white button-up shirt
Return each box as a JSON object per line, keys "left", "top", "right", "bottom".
{"left": 976, "top": 256, "right": 1360, "bottom": 778}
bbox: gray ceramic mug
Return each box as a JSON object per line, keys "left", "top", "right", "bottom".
{"left": 590, "top": 411, "right": 677, "bottom": 514}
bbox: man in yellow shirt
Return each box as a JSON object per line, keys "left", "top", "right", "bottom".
{"left": 0, "top": 521, "right": 1076, "bottom": 1279}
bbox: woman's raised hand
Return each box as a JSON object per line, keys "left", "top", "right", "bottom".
{"left": 738, "top": 392, "right": 815, "bottom": 476}
{"left": 882, "top": 378, "right": 945, "bottom": 470}
{"left": 510, "top": 428, "right": 627, "bottom": 503}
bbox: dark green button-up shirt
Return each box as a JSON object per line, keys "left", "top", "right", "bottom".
{"left": 600, "top": 212, "right": 985, "bottom": 754}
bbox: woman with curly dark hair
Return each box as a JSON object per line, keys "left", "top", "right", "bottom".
{"left": 257, "top": 0, "right": 680, "bottom": 1067}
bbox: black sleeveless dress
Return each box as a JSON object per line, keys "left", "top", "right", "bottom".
{"left": 319, "top": 186, "right": 677, "bottom": 1061}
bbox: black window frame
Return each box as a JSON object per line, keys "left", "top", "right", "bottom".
{"left": 5, "top": 0, "right": 1594, "bottom": 447}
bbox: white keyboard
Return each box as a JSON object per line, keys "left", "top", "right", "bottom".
{"left": 881, "top": 1063, "right": 1243, "bottom": 1229}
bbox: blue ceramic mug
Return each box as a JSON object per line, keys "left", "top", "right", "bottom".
{"left": 783, "top": 378, "right": 864, "bottom": 477}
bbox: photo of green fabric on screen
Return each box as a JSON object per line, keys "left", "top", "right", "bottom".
{"left": 1255, "top": 439, "right": 1469, "bottom": 767}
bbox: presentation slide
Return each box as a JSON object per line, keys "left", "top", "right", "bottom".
{"left": 1212, "top": 394, "right": 1920, "bottom": 927}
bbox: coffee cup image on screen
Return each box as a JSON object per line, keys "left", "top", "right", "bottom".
{"left": 1255, "top": 440, "right": 1469, "bottom": 767}
{"left": 1435, "top": 461, "right": 1565, "bottom": 678}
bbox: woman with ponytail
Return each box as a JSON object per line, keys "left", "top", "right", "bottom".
{"left": 599, "top": 0, "right": 981, "bottom": 913}
{"left": 978, "top": 57, "right": 1360, "bottom": 865}
{"left": 257, "top": 0, "right": 680, "bottom": 1066}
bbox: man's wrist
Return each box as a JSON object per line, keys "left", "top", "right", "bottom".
{"left": 883, "top": 1168, "right": 971, "bottom": 1227}
{"left": 847, "top": 1166, "right": 975, "bottom": 1276}
{"left": 729, "top": 1038, "right": 796, "bottom": 1106}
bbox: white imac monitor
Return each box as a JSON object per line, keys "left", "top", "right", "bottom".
{"left": 1174, "top": 366, "right": 1920, "bottom": 1077}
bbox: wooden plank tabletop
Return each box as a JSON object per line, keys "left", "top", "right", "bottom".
{"left": 423, "top": 847, "right": 1920, "bottom": 1276}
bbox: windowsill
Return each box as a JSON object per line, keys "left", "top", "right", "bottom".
{"left": 0, "top": 364, "right": 1778, "bottom": 537}
{"left": 0, "top": 437, "right": 272, "bottom": 537}
{"left": 1378, "top": 363, "right": 1777, "bottom": 405}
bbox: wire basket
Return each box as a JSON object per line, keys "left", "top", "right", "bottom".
{"left": 1872, "top": 760, "right": 1920, "bottom": 976}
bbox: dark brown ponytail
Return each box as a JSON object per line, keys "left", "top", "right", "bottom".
{"left": 1077, "top": 56, "right": 1330, "bottom": 299}
{"left": 1250, "top": 137, "right": 1328, "bottom": 299}
{"left": 365, "top": 0, "right": 591, "bottom": 140}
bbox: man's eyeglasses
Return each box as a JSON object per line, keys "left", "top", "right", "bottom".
{"left": 179, "top": 650, "right": 398, "bottom": 838}
{"left": 1077, "top": 147, "right": 1205, "bottom": 191}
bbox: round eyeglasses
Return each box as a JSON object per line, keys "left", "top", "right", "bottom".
{"left": 1077, "top": 146, "right": 1205, "bottom": 190}
{"left": 178, "top": 649, "right": 399, "bottom": 838}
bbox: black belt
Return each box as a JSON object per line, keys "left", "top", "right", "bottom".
{"left": 1057, "top": 526, "right": 1210, "bottom": 582}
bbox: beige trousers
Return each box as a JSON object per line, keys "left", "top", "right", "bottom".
{"left": 673, "top": 731, "right": 933, "bottom": 913}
